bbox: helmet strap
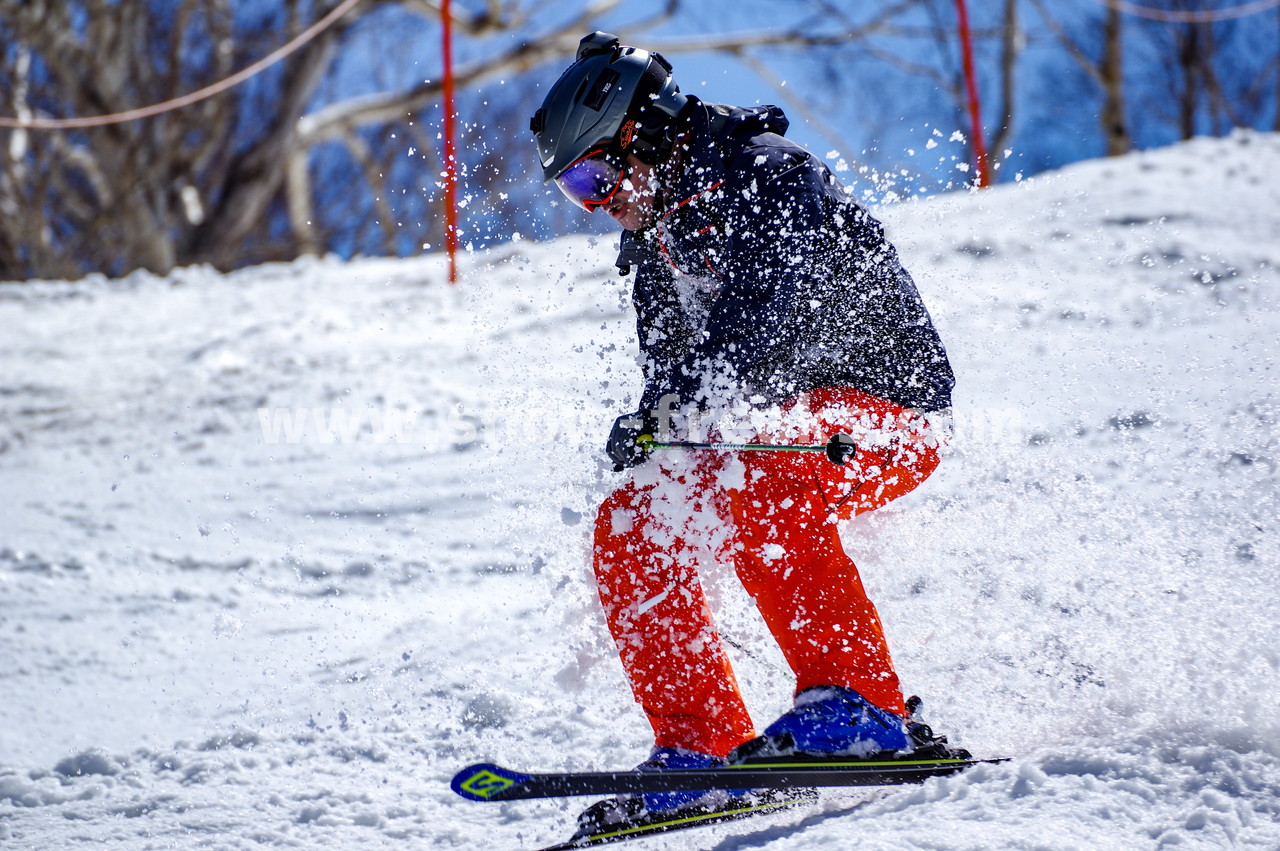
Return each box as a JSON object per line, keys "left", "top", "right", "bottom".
{"left": 629, "top": 101, "right": 692, "bottom": 166}
{"left": 640, "top": 122, "right": 693, "bottom": 221}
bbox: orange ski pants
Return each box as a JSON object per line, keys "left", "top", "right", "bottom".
{"left": 592, "top": 387, "right": 943, "bottom": 757}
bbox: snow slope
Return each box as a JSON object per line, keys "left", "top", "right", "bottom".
{"left": 1, "top": 131, "right": 1278, "bottom": 849}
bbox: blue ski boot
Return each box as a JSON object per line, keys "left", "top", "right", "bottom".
{"left": 727, "top": 686, "right": 910, "bottom": 762}
{"left": 573, "top": 747, "right": 735, "bottom": 836}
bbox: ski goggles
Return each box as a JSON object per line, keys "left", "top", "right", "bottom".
{"left": 554, "top": 149, "right": 628, "bottom": 211}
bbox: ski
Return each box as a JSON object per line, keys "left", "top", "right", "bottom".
{"left": 532, "top": 789, "right": 819, "bottom": 850}
{"left": 451, "top": 755, "right": 1005, "bottom": 803}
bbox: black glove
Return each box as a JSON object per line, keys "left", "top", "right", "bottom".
{"left": 606, "top": 410, "right": 657, "bottom": 471}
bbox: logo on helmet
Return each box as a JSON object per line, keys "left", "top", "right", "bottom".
{"left": 584, "top": 69, "right": 621, "bottom": 112}
{"left": 618, "top": 119, "right": 636, "bottom": 150}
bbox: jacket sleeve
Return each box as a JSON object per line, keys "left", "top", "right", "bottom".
{"left": 617, "top": 230, "right": 688, "bottom": 412}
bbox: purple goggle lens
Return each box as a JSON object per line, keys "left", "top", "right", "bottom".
{"left": 555, "top": 151, "right": 626, "bottom": 210}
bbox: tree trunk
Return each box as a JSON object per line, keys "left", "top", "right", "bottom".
{"left": 1100, "top": 5, "right": 1131, "bottom": 156}
{"left": 1178, "top": 23, "right": 1201, "bottom": 140}
{"left": 1275, "top": 10, "right": 1280, "bottom": 131}
{"left": 285, "top": 150, "right": 320, "bottom": 257}
{"left": 991, "top": 0, "right": 1020, "bottom": 162}
{"left": 184, "top": 35, "right": 338, "bottom": 267}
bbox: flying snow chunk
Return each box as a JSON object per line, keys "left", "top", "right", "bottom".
{"left": 761, "top": 543, "right": 787, "bottom": 563}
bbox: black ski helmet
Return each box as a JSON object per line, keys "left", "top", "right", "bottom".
{"left": 530, "top": 32, "right": 689, "bottom": 181}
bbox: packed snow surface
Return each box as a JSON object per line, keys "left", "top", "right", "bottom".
{"left": 2, "top": 132, "right": 1278, "bottom": 849}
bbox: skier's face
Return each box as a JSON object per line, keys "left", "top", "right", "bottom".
{"left": 602, "top": 155, "right": 658, "bottom": 232}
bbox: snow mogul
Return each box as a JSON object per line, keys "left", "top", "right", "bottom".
{"left": 531, "top": 32, "right": 964, "bottom": 833}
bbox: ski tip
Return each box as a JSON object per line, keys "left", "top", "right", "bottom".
{"left": 451, "top": 762, "right": 530, "bottom": 802}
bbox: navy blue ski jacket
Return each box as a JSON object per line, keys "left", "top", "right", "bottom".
{"left": 617, "top": 99, "right": 954, "bottom": 415}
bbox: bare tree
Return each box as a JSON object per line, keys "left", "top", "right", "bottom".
{"left": 1034, "top": 0, "right": 1280, "bottom": 154}
{"left": 1032, "top": 0, "right": 1132, "bottom": 156}
{"left": 842, "top": 0, "right": 1022, "bottom": 184}
{"left": 991, "top": 0, "right": 1021, "bottom": 160}
{"left": 1099, "top": 3, "right": 1130, "bottom": 154}
{"left": 7, "top": 0, "right": 1273, "bottom": 282}
{"left": 1155, "top": 10, "right": 1243, "bottom": 140}
{"left": 0, "top": 0, "right": 347, "bottom": 277}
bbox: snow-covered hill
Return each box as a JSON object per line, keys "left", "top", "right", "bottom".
{"left": 1, "top": 132, "right": 1278, "bottom": 849}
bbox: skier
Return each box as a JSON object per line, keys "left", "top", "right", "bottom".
{"left": 531, "top": 33, "right": 960, "bottom": 831}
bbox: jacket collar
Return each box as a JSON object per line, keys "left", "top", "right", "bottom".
{"left": 657, "top": 99, "right": 728, "bottom": 220}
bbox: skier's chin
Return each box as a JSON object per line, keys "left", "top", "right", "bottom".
{"left": 608, "top": 200, "right": 654, "bottom": 232}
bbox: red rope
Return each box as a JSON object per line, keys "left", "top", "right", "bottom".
{"left": 441, "top": 0, "right": 459, "bottom": 285}
{"left": 953, "top": 0, "right": 990, "bottom": 188}
{"left": 1085, "top": 0, "right": 1280, "bottom": 23}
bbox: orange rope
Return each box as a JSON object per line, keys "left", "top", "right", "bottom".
{"left": 1084, "top": 0, "right": 1280, "bottom": 23}
{"left": 0, "top": 0, "right": 363, "bottom": 130}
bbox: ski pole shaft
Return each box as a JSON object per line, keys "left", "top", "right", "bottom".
{"left": 644, "top": 441, "right": 823, "bottom": 453}
{"left": 639, "top": 433, "right": 857, "bottom": 466}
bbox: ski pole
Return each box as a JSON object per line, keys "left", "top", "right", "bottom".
{"left": 639, "top": 433, "right": 857, "bottom": 466}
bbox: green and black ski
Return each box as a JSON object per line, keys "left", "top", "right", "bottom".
{"left": 532, "top": 789, "right": 818, "bottom": 850}
{"left": 451, "top": 754, "right": 1004, "bottom": 803}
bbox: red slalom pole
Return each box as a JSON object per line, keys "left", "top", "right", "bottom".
{"left": 441, "top": 0, "right": 459, "bottom": 284}
{"left": 953, "top": 0, "right": 990, "bottom": 188}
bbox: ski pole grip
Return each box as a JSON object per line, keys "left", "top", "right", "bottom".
{"left": 825, "top": 433, "right": 857, "bottom": 466}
